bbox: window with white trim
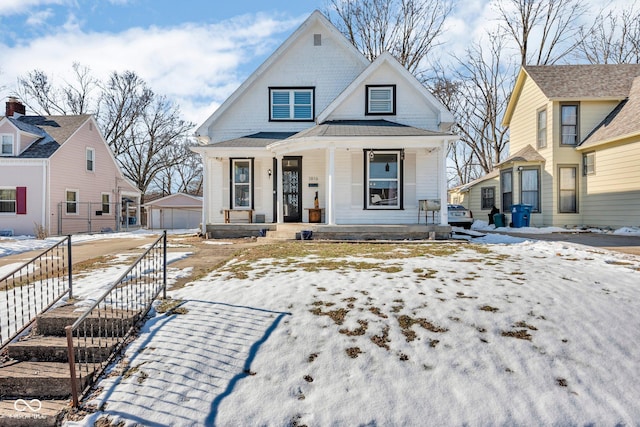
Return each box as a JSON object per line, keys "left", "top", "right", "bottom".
{"left": 0, "top": 188, "right": 16, "bottom": 213}
{"left": 583, "top": 152, "right": 595, "bottom": 175}
{"left": 102, "top": 193, "right": 111, "bottom": 214}
{"left": 537, "top": 107, "right": 547, "bottom": 148}
{"left": 520, "top": 168, "right": 540, "bottom": 212}
{"left": 86, "top": 147, "right": 95, "bottom": 171}
{"left": 1, "top": 134, "right": 14, "bottom": 156}
{"left": 501, "top": 170, "right": 512, "bottom": 213}
{"left": 232, "top": 159, "right": 252, "bottom": 209}
{"left": 66, "top": 190, "right": 79, "bottom": 214}
{"left": 366, "top": 85, "right": 396, "bottom": 115}
{"left": 366, "top": 150, "right": 401, "bottom": 209}
{"left": 269, "top": 88, "right": 314, "bottom": 121}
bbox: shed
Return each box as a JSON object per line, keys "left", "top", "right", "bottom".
{"left": 144, "top": 193, "right": 202, "bottom": 230}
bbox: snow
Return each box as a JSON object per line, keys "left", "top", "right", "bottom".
{"left": 60, "top": 237, "right": 640, "bottom": 426}
{"left": 2, "top": 227, "right": 639, "bottom": 425}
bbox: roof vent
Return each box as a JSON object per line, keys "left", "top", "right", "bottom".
{"left": 314, "top": 34, "right": 321, "bottom": 46}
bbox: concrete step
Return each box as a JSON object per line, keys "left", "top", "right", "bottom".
{"left": 37, "top": 304, "right": 140, "bottom": 337}
{"left": 0, "top": 399, "right": 67, "bottom": 427}
{"left": 7, "top": 336, "right": 118, "bottom": 363}
{"left": 0, "top": 360, "right": 94, "bottom": 399}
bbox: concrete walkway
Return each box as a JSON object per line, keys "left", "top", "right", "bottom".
{"left": 500, "top": 231, "right": 640, "bottom": 256}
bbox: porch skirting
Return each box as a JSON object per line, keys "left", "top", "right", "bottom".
{"left": 205, "top": 223, "right": 452, "bottom": 240}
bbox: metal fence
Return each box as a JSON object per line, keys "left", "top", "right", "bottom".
{"left": 1, "top": 236, "right": 72, "bottom": 349}
{"left": 66, "top": 230, "right": 167, "bottom": 407}
{"left": 57, "top": 201, "right": 139, "bottom": 235}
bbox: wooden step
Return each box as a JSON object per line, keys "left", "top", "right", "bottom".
{"left": 7, "top": 336, "right": 118, "bottom": 363}
{"left": 37, "top": 304, "right": 140, "bottom": 337}
{"left": 0, "top": 399, "right": 67, "bottom": 427}
{"left": 0, "top": 361, "right": 94, "bottom": 399}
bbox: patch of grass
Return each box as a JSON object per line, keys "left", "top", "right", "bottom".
{"left": 397, "top": 315, "right": 448, "bottom": 342}
{"left": 556, "top": 378, "right": 568, "bottom": 387}
{"left": 310, "top": 306, "right": 349, "bottom": 325}
{"left": 480, "top": 305, "right": 499, "bottom": 312}
{"left": 513, "top": 321, "right": 537, "bottom": 330}
{"left": 501, "top": 330, "right": 532, "bottom": 341}
{"left": 345, "top": 347, "right": 362, "bottom": 358}
{"left": 156, "top": 299, "right": 189, "bottom": 315}
{"left": 339, "top": 320, "right": 368, "bottom": 336}
{"left": 369, "top": 307, "right": 388, "bottom": 318}
{"left": 308, "top": 353, "right": 318, "bottom": 363}
{"left": 371, "top": 326, "right": 391, "bottom": 350}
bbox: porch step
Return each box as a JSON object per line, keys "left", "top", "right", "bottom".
{"left": 0, "top": 399, "right": 67, "bottom": 427}
{"left": 0, "top": 360, "right": 95, "bottom": 399}
{"left": 37, "top": 304, "right": 140, "bottom": 337}
{"left": 7, "top": 336, "right": 118, "bottom": 363}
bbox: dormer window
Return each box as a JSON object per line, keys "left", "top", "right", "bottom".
{"left": 1, "top": 134, "right": 14, "bottom": 156}
{"left": 366, "top": 85, "right": 396, "bottom": 115}
{"left": 269, "top": 87, "right": 314, "bottom": 121}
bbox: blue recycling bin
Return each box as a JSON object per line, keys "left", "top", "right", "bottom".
{"left": 511, "top": 204, "right": 532, "bottom": 228}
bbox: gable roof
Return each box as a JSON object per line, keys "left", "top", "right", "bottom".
{"left": 143, "top": 192, "right": 203, "bottom": 207}
{"left": 578, "top": 76, "right": 640, "bottom": 150}
{"left": 453, "top": 169, "right": 500, "bottom": 193}
{"left": 317, "top": 51, "right": 455, "bottom": 129}
{"left": 195, "top": 10, "right": 369, "bottom": 139}
{"left": 497, "top": 144, "right": 545, "bottom": 167}
{"left": 503, "top": 64, "right": 640, "bottom": 126}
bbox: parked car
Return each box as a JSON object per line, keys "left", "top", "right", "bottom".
{"left": 448, "top": 204, "right": 474, "bottom": 229}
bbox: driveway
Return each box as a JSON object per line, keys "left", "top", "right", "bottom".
{"left": 499, "top": 231, "right": 640, "bottom": 256}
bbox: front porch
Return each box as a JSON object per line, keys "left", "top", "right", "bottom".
{"left": 205, "top": 222, "right": 452, "bottom": 241}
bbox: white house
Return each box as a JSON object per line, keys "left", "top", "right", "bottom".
{"left": 193, "top": 10, "right": 456, "bottom": 238}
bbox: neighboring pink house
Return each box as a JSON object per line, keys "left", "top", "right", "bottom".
{"left": 0, "top": 98, "right": 140, "bottom": 236}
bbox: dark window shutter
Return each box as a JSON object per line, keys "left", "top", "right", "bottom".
{"left": 16, "top": 187, "right": 27, "bottom": 214}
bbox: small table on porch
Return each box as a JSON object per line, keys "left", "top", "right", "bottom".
{"left": 305, "top": 208, "right": 323, "bottom": 223}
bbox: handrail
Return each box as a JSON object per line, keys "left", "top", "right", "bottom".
{"left": 1, "top": 236, "right": 72, "bottom": 349}
{"left": 66, "top": 230, "right": 167, "bottom": 407}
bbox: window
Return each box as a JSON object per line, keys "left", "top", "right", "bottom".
{"left": 1, "top": 134, "right": 13, "bottom": 156}
{"left": 583, "top": 152, "right": 595, "bottom": 175}
{"left": 366, "top": 150, "right": 401, "bottom": 209}
{"left": 231, "top": 159, "right": 252, "bottom": 209}
{"left": 366, "top": 85, "right": 396, "bottom": 115}
{"left": 269, "top": 88, "right": 314, "bottom": 121}
{"left": 561, "top": 104, "right": 579, "bottom": 145}
{"left": 559, "top": 166, "right": 577, "bottom": 213}
{"left": 66, "top": 190, "right": 78, "bottom": 214}
{"left": 481, "top": 186, "right": 496, "bottom": 210}
{"left": 537, "top": 108, "right": 547, "bottom": 148}
{"left": 520, "top": 168, "right": 540, "bottom": 212}
{"left": 102, "top": 193, "right": 111, "bottom": 214}
{"left": 86, "top": 148, "right": 95, "bottom": 171}
{"left": 0, "top": 189, "right": 16, "bottom": 213}
{"left": 501, "top": 170, "right": 513, "bottom": 213}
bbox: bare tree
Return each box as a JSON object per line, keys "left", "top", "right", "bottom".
{"left": 577, "top": 3, "right": 640, "bottom": 64}
{"left": 495, "top": 0, "right": 590, "bottom": 65}
{"left": 151, "top": 138, "right": 203, "bottom": 195}
{"left": 326, "top": 0, "right": 453, "bottom": 74}
{"left": 117, "top": 95, "right": 194, "bottom": 203}
{"left": 15, "top": 62, "right": 98, "bottom": 115}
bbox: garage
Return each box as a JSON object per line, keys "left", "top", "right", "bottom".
{"left": 144, "top": 193, "right": 202, "bottom": 230}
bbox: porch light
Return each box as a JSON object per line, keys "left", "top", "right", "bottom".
{"left": 400, "top": 149, "right": 405, "bottom": 160}
{"left": 268, "top": 168, "right": 272, "bottom": 179}
{"left": 369, "top": 150, "right": 375, "bottom": 160}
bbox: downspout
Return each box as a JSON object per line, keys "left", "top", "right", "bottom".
{"left": 42, "top": 160, "right": 48, "bottom": 234}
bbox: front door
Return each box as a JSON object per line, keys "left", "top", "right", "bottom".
{"left": 282, "top": 156, "right": 302, "bottom": 222}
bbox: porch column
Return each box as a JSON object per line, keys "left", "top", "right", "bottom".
{"left": 200, "top": 154, "right": 209, "bottom": 235}
{"left": 276, "top": 155, "right": 284, "bottom": 223}
{"left": 439, "top": 141, "right": 448, "bottom": 226}
{"left": 326, "top": 146, "right": 336, "bottom": 225}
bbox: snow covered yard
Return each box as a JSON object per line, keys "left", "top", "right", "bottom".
{"left": 62, "top": 238, "right": 640, "bottom": 427}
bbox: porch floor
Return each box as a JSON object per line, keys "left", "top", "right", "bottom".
{"left": 205, "top": 222, "right": 452, "bottom": 241}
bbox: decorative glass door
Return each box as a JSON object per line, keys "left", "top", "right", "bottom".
{"left": 282, "top": 157, "right": 302, "bottom": 222}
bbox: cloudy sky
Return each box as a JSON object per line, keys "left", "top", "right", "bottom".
{"left": 0, "top": 0, "right": 630, "bottom": 126}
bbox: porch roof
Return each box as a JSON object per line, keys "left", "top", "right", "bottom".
{"left": 210, "top": 132, "right": 298, "bottom": 148}
{"left": 289, "top": 120, "right": 451, "bottom": 139}
{"left": 497, "top": 144, "right": 545, "bottom": 167}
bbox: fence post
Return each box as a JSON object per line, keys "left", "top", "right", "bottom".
{"left": 67, "top": 235, "right": 73, "bottom": 299}
{"left": 162, "top": 230, "right": 167, "bottom": 299}
{"left": 66, "top": 325, "right": 79, "bottom": 408}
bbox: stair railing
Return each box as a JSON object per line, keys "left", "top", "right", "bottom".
{"left": 66, "top": 230, "right": 167, "bottom": 407}
{"left": 1, "top": 236, "right": 73, "bottom": 349}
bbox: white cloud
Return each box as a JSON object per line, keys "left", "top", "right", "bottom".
{"left": 0, "top": 0, "right": 68, "bottom": 16}
{"left": 25, "top": 8, "right": 54, "bottom": 26}
{"left": 0, "top": 13, "right": 303, "bottom": 125}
